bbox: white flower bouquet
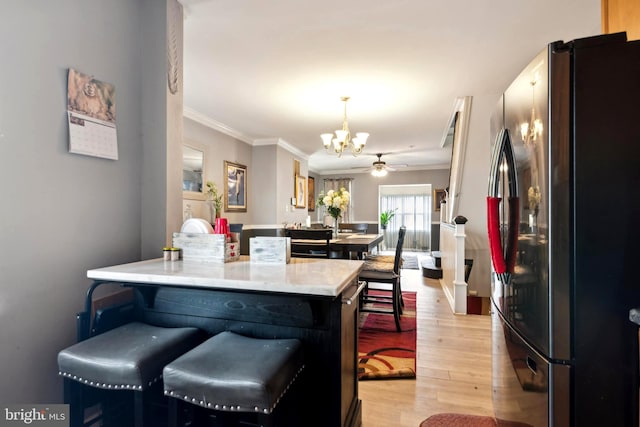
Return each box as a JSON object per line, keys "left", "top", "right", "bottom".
{"left": 318, "top": 188, "right": 350, "bottom": 219}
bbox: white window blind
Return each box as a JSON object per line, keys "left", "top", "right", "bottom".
{"left": 380, "top": 185, "right": 431, "bottom": 251}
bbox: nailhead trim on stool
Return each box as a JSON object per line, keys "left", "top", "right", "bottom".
{"left": 57, "top": 371, "right": 161, "bottom": 391}
{"left": 163, "top": 331, "right": 304, "bottom": 415}
{"left": 164, "top": 365, "right": 303, "bottom": 413}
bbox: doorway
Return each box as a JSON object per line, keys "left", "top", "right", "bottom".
{"left": 379, "top": 184, "right": 432, "bottom": 252}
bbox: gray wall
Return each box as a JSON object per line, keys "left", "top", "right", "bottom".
{"left": 276, "top": 145, "right": 310, "bottom": 226}
{"left": 182, "top": 123, "right": 311, "bottom": 228}
{"left": 0, "top": 1, "right": 171, "bottom": 402}
{"left": 454, "top": 95, "right": 495, "bottom": 298}
{"left": 251, "top": 145, "right": 277, "bottom": 224}
{"left": 183, "top": 117, "right": 253, "bottom": 225}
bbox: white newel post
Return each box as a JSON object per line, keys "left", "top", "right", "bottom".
{"left": 453, "top": 215, "right": 467, "bottom": 314}
{"left": 440, "top": 200, "right": 447, "bottom": 224}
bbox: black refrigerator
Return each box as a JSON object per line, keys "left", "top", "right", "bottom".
{"left": 488, "top": 33, "right": 640, "bottom": 427}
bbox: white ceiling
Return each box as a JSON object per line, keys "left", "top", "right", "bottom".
{"left": 179, "top": 0, "right": 600, "bottom": 174}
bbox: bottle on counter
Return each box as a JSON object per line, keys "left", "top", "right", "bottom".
{"left": 184, "top": 204, "right": 193, "bottom": 222}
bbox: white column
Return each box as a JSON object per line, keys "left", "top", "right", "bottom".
{"left": 440, "top": 200, "right": 447, "bottom": 224}
{"left": 453, "top": 216, "right": 468, "bottom": 314}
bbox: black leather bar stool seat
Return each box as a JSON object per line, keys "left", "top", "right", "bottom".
{"left": 58, "top": 322, "right": 202, "bottom": 427}
{"left": 163, "top": 331, "right": 304, "bottom": 427}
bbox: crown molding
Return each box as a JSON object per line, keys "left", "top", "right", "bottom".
{"left": 183, "top": 108, "right": 310, "bottom": 161}
{"left": 315, "top": 164, "right": 449, "bottom": 176}
{"left": 253, "top": 138, "right": 309, "bottom": 161}
{"left": 183, "top": 107, "right": 254, "bottom": 145}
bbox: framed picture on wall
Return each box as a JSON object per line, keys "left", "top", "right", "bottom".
{"left": 224, "top": 161, "right": 247, "bottom": 212}
{"left": 434, "top": 188, "right": 446, "bottom": 211}
{"left": 295, "top": 175, "right": 306, "bottom": 208}
{"left": 308, "top": 177, "right": 315, "bottom": 211}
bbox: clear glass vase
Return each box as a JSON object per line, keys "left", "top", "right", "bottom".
{"left": 208, "top": 201, "right": 216, "bottom": 224}
{"left": 332, "top": 216, "right": 339, "bottom": 239}
{"left": 208, "top": 201, "right": 221, "bottom": 224}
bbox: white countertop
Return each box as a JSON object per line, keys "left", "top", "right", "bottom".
{"left": 87, "top": 256, "right": 364, "bottom": 297}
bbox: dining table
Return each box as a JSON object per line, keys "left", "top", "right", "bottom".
{"left": 288, "top": 231, "right": 383, "bottom": 259}
{"left": 330, "top": 233, "right": 384, "bottom": 259}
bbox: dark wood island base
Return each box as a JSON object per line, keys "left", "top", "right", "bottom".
{"left": 78, "top": 258, "right": 365, "bottom": 427}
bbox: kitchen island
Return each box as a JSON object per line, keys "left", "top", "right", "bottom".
{"left": 83, "top": 256, "right": 364, "bottom": 427}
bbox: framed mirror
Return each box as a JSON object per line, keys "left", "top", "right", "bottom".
{"left": 183, "top": 145, "right": 206, "bottom": 200}
{"left": 445, "top": 96, "right": 472, "bottom": 223}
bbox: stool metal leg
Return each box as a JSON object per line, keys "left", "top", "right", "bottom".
{"left": 64, "top": 378, "right": 84, "bottom": 427}
{"left": 168, "top": 398, "right": 178, "bottom": 427}
{"left": 133, "top": 392, "right": 144, "bottom": 427}
{"left": 257, "top": 413, "right": 273, "bottom": 427}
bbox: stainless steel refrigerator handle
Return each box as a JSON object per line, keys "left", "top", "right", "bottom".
{"left": 503, "top": 131, "right": 519, "bottom": 197}
{"left": 487, "top": 128, "right": 520, "bottom": 283}
{"left": 488, "top": 129, "right": 507, "bottom": 196}
{"left": 488, "top": 129, "right": 519, "bottom": 198}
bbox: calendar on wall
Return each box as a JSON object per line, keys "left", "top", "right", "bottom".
{"left": 67, "top": 68, "right": 118, "bottom": 160}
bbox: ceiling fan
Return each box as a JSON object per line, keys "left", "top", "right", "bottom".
{"left": 365, "top": 153, "right": 407, "bottom": 177}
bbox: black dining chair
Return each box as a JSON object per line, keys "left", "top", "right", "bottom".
{"left": 284, "top": 228, "right": 332, "bottom": 258}
{"left": 337, "top": 223, "right": 370, "bottom": 259}
{"left": 359, "top": 226, "right": 406, "bottom": 331}
{"left": 229, "top": 223, "right": 243, "bottom": 234}
{"left": 338, "top": 223, "right": 369, "bottom": 234}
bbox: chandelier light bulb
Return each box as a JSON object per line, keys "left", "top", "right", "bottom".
{"left": 321, "top": 133, "right": 333, "bottom": 148}
{"left": 335, "top": 130, "right": 349, "bottom": 143}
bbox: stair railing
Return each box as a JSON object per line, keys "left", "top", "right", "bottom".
{"left": 439, "top": 215, "right": 468, "bottom": 314}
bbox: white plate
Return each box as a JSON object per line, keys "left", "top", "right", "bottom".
{"left": 180, "top": 218, "right": 214, "bottom": 234}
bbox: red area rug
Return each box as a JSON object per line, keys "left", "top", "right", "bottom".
{"left": 420, "top": 413, "right": 533, "bottom": 427}
{"left": 358, "top": 291, "right": 416, "bottom": 380}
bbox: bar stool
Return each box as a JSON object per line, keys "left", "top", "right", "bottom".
{"left": 57, "top": 322, "right": 203, "bottom": 427}
{"left": 163, "top": 331, "right": 304, "bottom": 427}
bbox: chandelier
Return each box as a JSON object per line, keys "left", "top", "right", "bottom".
{"left": 520, "top": 79, "right": 543, "bottom": 146}
{"left": 321, "top": 96, "right": 369, "bottom": 157}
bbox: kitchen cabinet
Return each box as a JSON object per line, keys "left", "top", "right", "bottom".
{"left": 602, "top": 0, "right": 640, "bottom": 40}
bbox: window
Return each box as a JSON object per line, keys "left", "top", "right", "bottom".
{"left": 380, "top": 184, "right": 432, "bottom": 251}
{"left": 322, "top": 178, "right": 354, "bottom": 222}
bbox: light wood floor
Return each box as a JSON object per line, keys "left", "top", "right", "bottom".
{"left": 358, "top": 266, "right": 494, "bottom": 426}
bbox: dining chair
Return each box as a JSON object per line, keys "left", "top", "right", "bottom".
{"left": 358, "top": 226, "right": 407, "bottom": 332}
{"left": 337, "top": 223, "right": 370, "bottom": 259}
{"left": 284, "top": 228, "right": 332, "bottom": 258}
{"left": 338, "top": 223, "right": 369, "bottom": 234}
{"left": 229, "top": 223, "right": 243, "bottom": 233}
